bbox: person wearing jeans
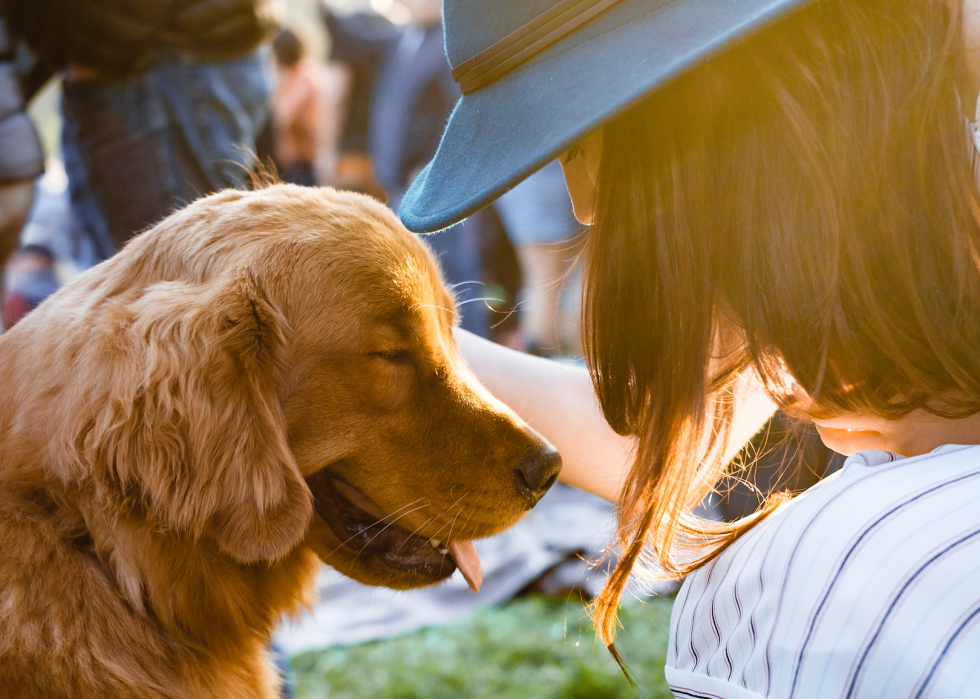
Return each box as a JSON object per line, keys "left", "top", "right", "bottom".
{"left": 61, "top": 50, "right": 273, "bottom": 254}
{"left": 10, "top": 0, "right": 276, "bottom": 256}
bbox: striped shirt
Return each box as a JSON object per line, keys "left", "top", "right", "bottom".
{"left": 666, "top": 444, "right": 980, "bottom": 699}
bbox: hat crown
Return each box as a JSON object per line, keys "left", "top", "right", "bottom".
{"left": 443, "top": 0, "right": 565, "bottom": 69}
{"left": 405, "top": 0, "right": 813, "bottom": 233}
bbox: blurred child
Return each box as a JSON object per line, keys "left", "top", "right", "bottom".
{"left": 271, "top": 29, "right": 325, "bottom": 187}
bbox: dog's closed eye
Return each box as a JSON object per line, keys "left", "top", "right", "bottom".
{"left": 372, "top": 349, "right": 412, "bottom": 363}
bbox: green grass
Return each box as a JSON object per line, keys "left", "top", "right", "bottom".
{"left": 290, "top": 594, "right": 675, "bottom": 699}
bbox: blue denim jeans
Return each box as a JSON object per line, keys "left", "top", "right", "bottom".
{"left": 62, "top": 49, "right": 272, "bottom": 254}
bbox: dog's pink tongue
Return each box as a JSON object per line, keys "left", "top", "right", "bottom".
{"left": 448, "top": 541, "right": 482, "bottom": 593}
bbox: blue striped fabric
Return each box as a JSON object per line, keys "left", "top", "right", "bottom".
{"left": 665, "top": 445, "right": 980, "bottom": 699}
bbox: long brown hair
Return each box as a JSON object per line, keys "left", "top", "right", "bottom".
{"left": 585, "top": 0, "right": 980, "bottom": 662}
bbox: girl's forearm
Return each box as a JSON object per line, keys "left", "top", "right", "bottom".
{"left": 454, "top": 330, "right": 778, "bottom": 503}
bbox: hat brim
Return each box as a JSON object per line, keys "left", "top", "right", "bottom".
{"left": 400, "top": 0, "right": 812, "bottom": 233}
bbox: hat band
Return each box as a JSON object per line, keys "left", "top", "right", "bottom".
{"left": 451, "top": 0, "right": 623, "bottom": 94}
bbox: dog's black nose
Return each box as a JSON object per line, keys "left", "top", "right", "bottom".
{"left": 516, "top": 447, "right": 562, "bottom": 502}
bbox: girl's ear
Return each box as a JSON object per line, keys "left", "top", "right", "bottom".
{"left": 559, "top": 128, "right": 603, "bottom": 225}
{"left": 90, "top": 270, "right": 312, "bottom": 563}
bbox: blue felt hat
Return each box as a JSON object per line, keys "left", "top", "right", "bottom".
{"left": 399, "top": 0, "right": 815, "bottom": 233}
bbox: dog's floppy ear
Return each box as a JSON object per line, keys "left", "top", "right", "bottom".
{"left": 91, "top": 269, "right": 312, "bottom": 563}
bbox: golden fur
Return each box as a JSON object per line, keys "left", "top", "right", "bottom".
{"left": 0, "top": 185, "right": 555, "bottom": 698}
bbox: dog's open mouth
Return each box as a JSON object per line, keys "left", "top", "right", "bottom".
{"left": 306, "top": 470, "right": 483, "bottom": 592}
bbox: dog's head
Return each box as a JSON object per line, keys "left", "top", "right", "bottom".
{"left": 64, "top": 185, "right": 559, "bottom": 590}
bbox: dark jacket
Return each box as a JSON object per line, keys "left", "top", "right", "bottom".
{"left": 368, "top": 22, "right": 459, "bottom": 202}
{"left": 7, "top": 0, "right": 276, "bottom": 77}
{"left": 324, "top": 10, "right": 400, "bottom": 155}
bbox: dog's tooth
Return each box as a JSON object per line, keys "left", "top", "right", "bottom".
{"left": 429, "top": 538, "right": 442, "bottom": 549}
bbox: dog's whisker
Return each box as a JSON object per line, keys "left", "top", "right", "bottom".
{"left": 460, "top": 507, "right": 477, "bottom": 532}
{"left": 391, "top": 510, "right": 446, "bottom": 556}
{"left": 442, "top": 514, "right": 464, "bottom": 557}
{"left": 324, "top": 500, "right": 428, "bottom": 558}
{"left": 445, "top": 280, "right": 484, "bottom": 291}
{"left": 411, "top": 302, "right": 458, "bottom": 317}
{"left": 397, "top": 499, "right": 462, "bottom": 556}
{"left": 326, "top": 497, "right": 427, "bottom": 553}
{"left": 413, "top": 508, "right": 457, "bottom": 548}
{"left": 355, "top": 503, "right": 431, "bottom": 555}
{"left": 442, "top": 492, "right": 472, "bottom": 547}
{"left": 397, "top": 489, "right": 472, "bottom": 557}
{"left": 427, "top": 515, "right": 458, "bottom": 545}
{"left": 401, "top": 515, "right": 440, "bottom": 550}
{"left": 454, "top": 296, "right": 503, "bottom": 308}
{"left": 430, "top": 491, "right": 471, "bottom": 538}
{"left": 367, "top": 497, "right": 427, "bottom": 526}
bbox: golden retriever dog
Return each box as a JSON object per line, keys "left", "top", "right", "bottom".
{"left": 0, "top": 185, "right": 561, "bottom": 698}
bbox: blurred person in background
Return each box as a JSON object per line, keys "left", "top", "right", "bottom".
{"left": 0, "top": 0, "right": 43, "bottom": 331}
{"left": 493, "top": 160, "right": 582, "bottom": 358}
{"left": 7, "top": 0, "right": 277, "bottom": 256}
{"left": 2, "top": 167, "right": 70, "bottom": 330}
{"left": 319, "top": 7, "right": 395, "bottom": 200}
{"left": 1, "top": 160, "right": 112, "bottom": 329}
{"left": 270, "top": 28, "right": 327, "bottom": 187}
{"left": 2, "top": 244, "right": 57, "bottom": 330}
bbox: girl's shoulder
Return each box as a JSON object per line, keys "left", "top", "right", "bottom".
{"left": 666, "top": 444, "right": 980, "bottom": 699}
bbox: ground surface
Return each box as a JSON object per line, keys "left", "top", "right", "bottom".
{"left": 290, "top": 593, "right": 675, "bottom": 699}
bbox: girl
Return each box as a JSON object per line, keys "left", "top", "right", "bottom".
{"left": 402, "top": 0, "right": 980, "bottom": 696}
